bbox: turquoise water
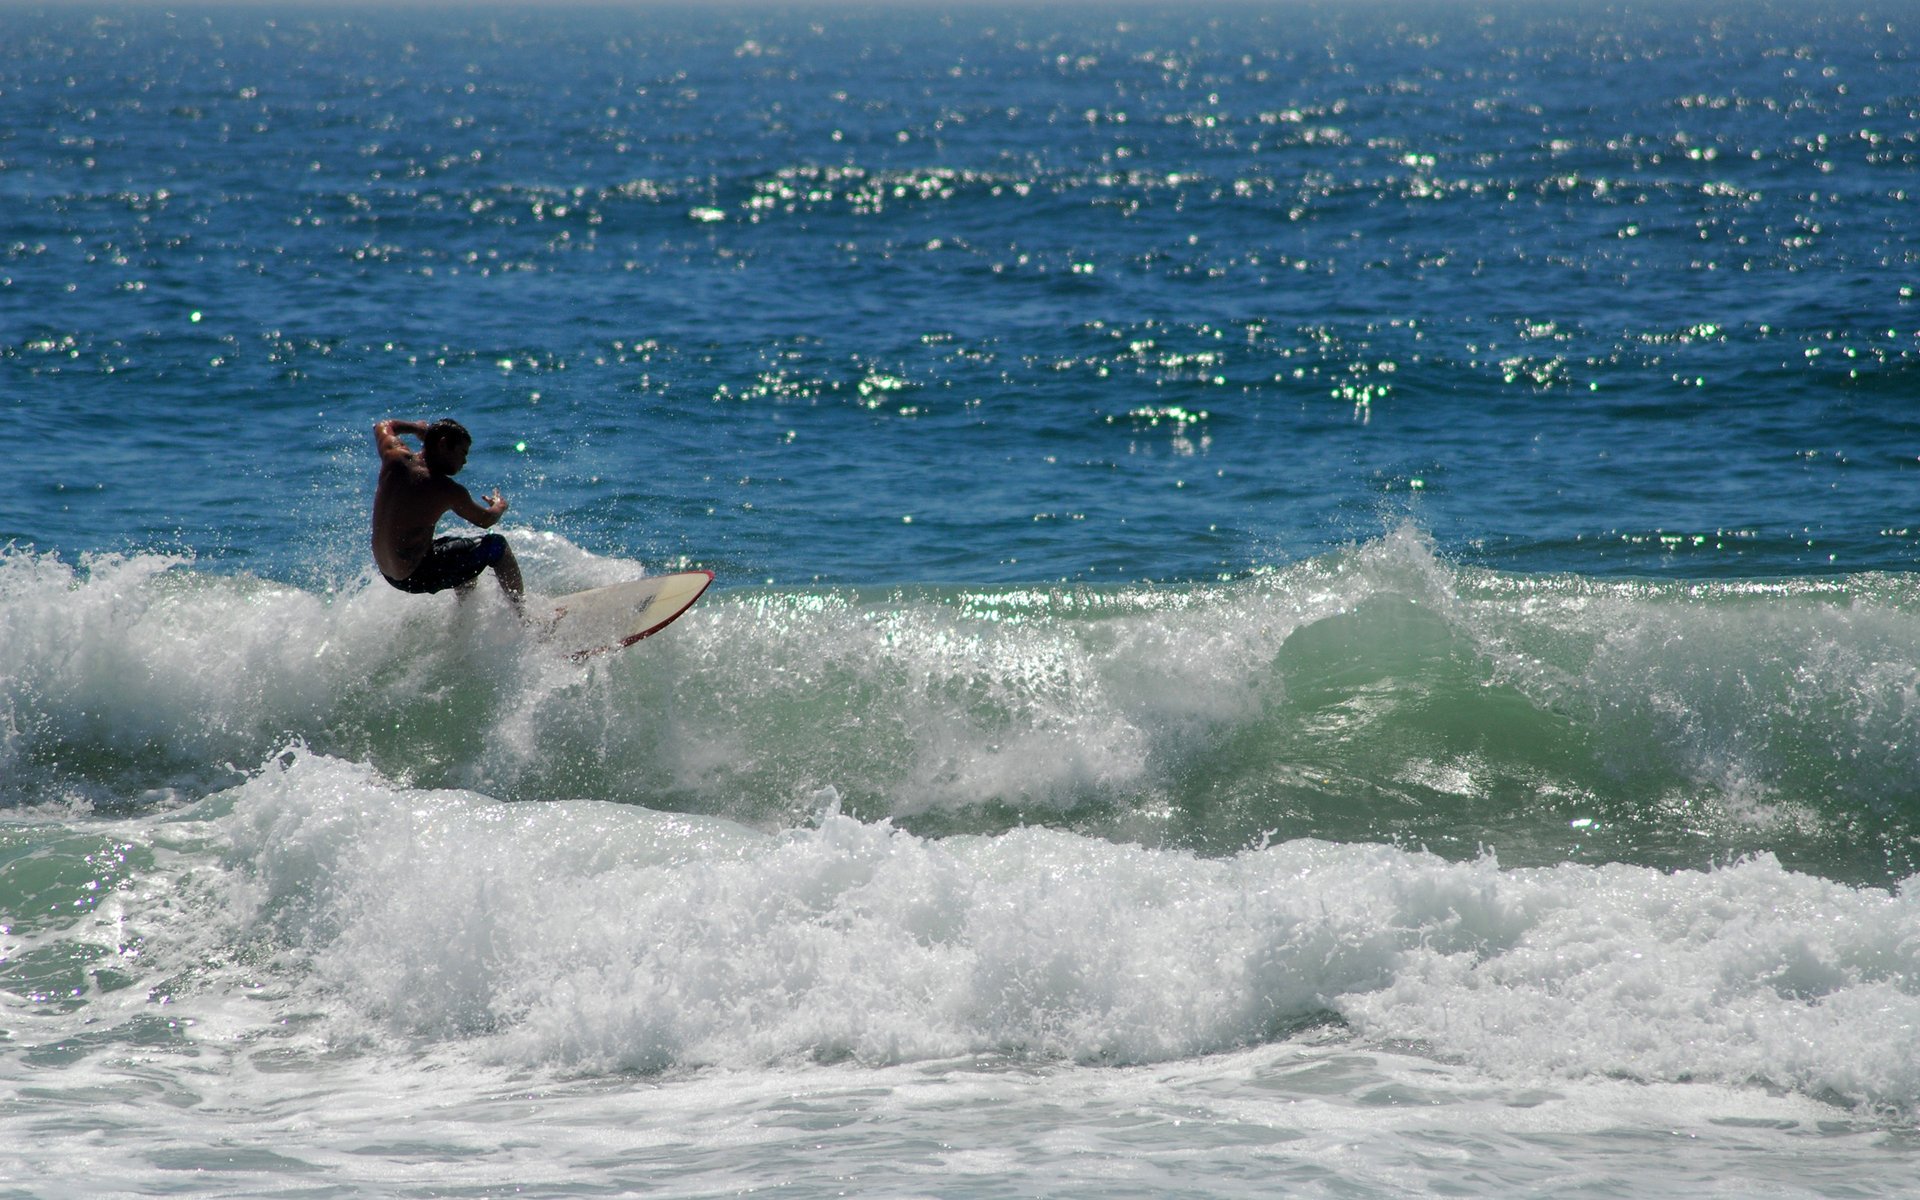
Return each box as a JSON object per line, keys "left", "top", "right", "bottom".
{"left": 4, "top": 3, "right": 1920, "bottom": 1196}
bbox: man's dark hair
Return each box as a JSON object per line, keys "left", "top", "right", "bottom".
{"left": 425, "top": 419, "right": 471, "bottom": 452}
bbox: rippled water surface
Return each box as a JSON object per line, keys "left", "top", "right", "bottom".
{"left": 4, "top": 3, "right": 1920, "bottom": 1196}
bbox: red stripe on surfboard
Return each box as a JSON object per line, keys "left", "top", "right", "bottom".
{"left": 617, "top": 569, "right": 713, "bottom": 646}
{"left": 565, "top": 570, "right": 714, "bottom": 661}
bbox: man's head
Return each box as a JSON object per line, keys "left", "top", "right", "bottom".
{"left": 422, "top": 419, "right": 472, "bottom": 476}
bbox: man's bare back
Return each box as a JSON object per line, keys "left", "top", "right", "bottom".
{"left": 371, "top": 418, "right": 524, "bottom": 609}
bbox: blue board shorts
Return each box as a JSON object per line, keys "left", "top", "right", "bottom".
{"left": 383, "top": 534, "right": 507, "bottom": 595}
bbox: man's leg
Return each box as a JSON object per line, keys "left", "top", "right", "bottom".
{"left": 435, "top": 535, "right": 522, "bottom": 615}
{"left": 495, "top": 545, "right": 526, "bottom": 606}
{"left": 492, "top": 540, "right": 525, "bottom": 616}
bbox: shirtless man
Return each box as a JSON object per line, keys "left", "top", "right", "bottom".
{"left": 371, "top": 418, "right": 524, "bottom": 613}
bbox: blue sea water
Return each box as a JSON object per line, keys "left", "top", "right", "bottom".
{"left": 4, "top": 2, "right": 1920, "bottom": 1196}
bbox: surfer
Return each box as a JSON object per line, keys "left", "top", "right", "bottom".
{"left": 371, "top": 418, "right": 525, "bottom": 614}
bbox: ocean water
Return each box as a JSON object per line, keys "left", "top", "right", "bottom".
{"left": 4, "top": 2, "right": 1920, "bottom": 1196}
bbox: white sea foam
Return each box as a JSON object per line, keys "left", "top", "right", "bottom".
{"left": 7, "top": 531, "right": 1919, "bottom": 868}
{"left": 190, "top": 747, "right": 1920, "bottom": 1115}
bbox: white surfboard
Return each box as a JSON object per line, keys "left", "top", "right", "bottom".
{"left": 547, "top": 570, "right": 713, "bottom": 659}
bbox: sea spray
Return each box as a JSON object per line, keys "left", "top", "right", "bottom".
{"left": 7, "top": 534, "right": 1920, "bottom": 880}
{"left": 167, "top": 745, "right": 1917, "bottom": 1114}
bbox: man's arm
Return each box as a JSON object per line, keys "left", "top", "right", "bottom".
{"left": 448, "top": 482, "right": 509, "bottom": 529}
{"left": 373, "top": 419, "right": 428, "bottom": 465}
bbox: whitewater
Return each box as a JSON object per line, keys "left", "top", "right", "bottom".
{"left": 5, "top": 529, "right": 1919, "bottom": 1195}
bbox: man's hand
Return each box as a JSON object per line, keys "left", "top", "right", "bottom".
{"left": 374, "top": 418, "right": 428, "bottom": 465}
{"left": 485, "top": 490, "right": 509, "bottom": 517}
